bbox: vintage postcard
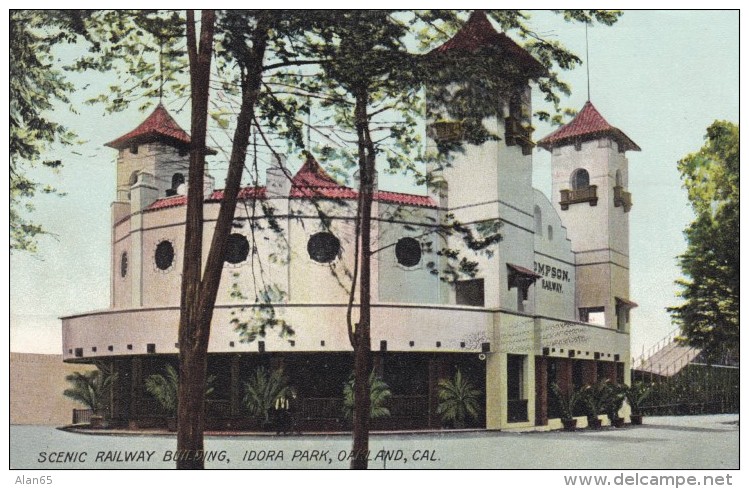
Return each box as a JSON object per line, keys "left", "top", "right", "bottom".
{"left": 8, "top": 8, "right": 739, "bottom": 482}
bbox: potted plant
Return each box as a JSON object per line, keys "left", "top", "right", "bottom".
{"left": 436, "top": 370, "right": 483, "bottom": 429}
{"left": 550, "top": 382, "right": 579, "bottom": 431}
{"left": 580, "top": 381, "right": 607, "bottom": 429}
{"left": 63, "top": 365, "right": 117, "bottom": 428}
{"left": 602, "top": 381, "right": 627, "bottom": 428}
{"left": 626, "top": 381, "right": 652, "bottom": 425}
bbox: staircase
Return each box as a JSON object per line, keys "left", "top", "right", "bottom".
{"left": 632, "top": 328, "right": 701, "bottom": 377}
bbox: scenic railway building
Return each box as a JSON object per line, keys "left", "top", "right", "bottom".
{"left": 61, "top": 12, "right": 639, "bottom": 431}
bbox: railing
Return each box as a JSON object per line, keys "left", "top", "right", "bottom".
{"left": 300, "top": 397, "right": 344, "bottom": 420}
{"left": 427, "top": 121, "right": 464, "bottom": 143}
{"left": 614, "top": 186, "right": 633, "bottom": 212}
{"left": 388, "top": 395, "right": 429, "bottom": 418}
{"left": 206, "top": 400, "right": 231, "bottom": 418}
{"left": 505, "top": 117, "right": 535, "bottom": 155}
{"left": 560, "top": 185, "right": 598, "bottom": 210}
{"left": 297, "top": 395, "right": 430, "bottom": 421}
{"left": 72, "top": 408, "right": 94, "bottom": 424}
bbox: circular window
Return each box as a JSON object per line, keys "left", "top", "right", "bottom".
{"left": 120, "top": 252, "right": 128, "bottom": 278}
{"left": 395, "top": 237, "right": 422, "bottom": 267}
{"left": 307, "top": 232, "right": 340, "bottom": 263}
{"left": 155, "top": 240, "right": 175, "bottom": 271}
{"left": 225, "top": 234, "right": 250, "bottom": 264}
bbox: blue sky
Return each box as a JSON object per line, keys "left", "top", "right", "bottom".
{"left": 8, "top": 10, "right": 739, "bottom": 361}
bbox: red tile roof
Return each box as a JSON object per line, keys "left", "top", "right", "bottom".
{"left": 105, "top": 104, "right": 191, "bottom": 150}
{"left": 145, "top": 187, "right": 267, "bottom": 212}
{"left": 537, "top": 101, "right": 641, "bottom": 152}
{"left": 430, "top": 10, "right": 546, "bottom": 78}
{"left": 144, "top": 154, "right": 437, "bottom": 213}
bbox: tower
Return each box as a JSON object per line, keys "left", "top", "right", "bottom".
{"left": 104, "top": 104, "right": 212, "bottom": 308}
{"left": 537, "top": 101, "right": 640, "bottom": 331}
{"left": 425, "top": 11, "right": 547, "bottom": 310}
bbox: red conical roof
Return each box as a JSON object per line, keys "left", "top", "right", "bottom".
{"left": 105, "top": 104, "right": 192, "bottom": 150}
{"left": 430, "top": 10, "right": 546, "bottom": 78}
{"left": 537, "top": 101, "right": 640, "bottom": 152}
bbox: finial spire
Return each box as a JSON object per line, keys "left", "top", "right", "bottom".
{"left": 585, "top": 21, "right": 591, "bottom": 101}
{"left": 158, "top": 35, "right": 165, "bottom": 103}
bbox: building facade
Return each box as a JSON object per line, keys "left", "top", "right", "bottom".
{"left": 62, "top": 12, "right": 639, "bottom": 431}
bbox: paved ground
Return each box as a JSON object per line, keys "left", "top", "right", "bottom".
{"left": 10, "top": 414, "right": 739, "bottom": 469}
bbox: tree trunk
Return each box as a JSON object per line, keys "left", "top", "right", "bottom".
{"left": 351, "top": 89, "right": 375, "bottom": 470}
{"left": 177, "top": 10, "right": 269, "bottom": 469}
{"left": 177, "top": 9, "right": 215, "bottom": 470}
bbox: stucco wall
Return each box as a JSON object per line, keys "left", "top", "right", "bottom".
{"left": 10, "top": 353, "right": 95, "bottom": 425}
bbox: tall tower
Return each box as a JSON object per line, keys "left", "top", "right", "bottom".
{"left": 537, "top": 101, "right": 640, "bottom": 331}
{"left": 425, "top": 11, "right": 547, "bottom": 310}
{"left": 105, "top": 104, "right": 206, "bottom": 308}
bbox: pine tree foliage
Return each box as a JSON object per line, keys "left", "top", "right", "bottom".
{"left": 669, "top": 121, "right": 739, "bottom": 363}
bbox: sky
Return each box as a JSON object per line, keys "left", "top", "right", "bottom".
{"left": 7, "top": 10, "right": 740, "bottom": 362}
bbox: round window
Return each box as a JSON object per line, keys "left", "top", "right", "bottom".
{"left": 155, "top": 240, "right": 175, "bottom": 271}
{"left": 120, "top": 252, "right": 128, "bottom": 278}
{"left": 307, "top": 232, "right": 340, "bottom": 263}
{"left": 395, "top": 237, "right": 422, "bottom": 267}
{"left": 225, "top": 233, "right": 250, "bottom": 264}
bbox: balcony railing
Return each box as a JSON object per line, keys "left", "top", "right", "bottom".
{"left": 560, "top": 185, "right": 598, "bottom": 210}
{"left": 505, "top": 117, "right": 535, "bottom": 155}
{"left": 613, "top": 185, "right": 633, "bottom": 212}
{"left": 427, "top": 121, "right": 464, "bottom": 143}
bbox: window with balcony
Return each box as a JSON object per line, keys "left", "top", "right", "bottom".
{"left": 560, "top": 168, "right": 597, "bottom": 210}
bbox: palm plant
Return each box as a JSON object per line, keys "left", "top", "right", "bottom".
{"left": 550, "top": 382, "right": 579, "bottom": 422}
{"left": 580, "top": 381, "right": 609, "bottom": 428}
{"left": 243, "top": 366, "right": 292, "bottom": 425}
{"left": 342, "top": 371, "right": 392, "bottom": 420}
{"left": 145, "top": 364, "right": 214, "bottom": 418}
{"left": 63, "top": 366, "right": 117, "bottom": 417}
{"left": 626, "top": 381, "right": 652, "bottom": 422}
{"left": 437, "top": 370, "right": 482, "bottom": 429}
{"left": 602, "top": 381, "right": 627, "bottom": 424}
{"left": 145, "top": 364, "right": 179, "bottom": 417}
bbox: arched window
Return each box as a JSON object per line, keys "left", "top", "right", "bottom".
{"left": 172, "top": 173, "right": 185, "bottom": 190}
{"left": 533, "top": 205, "right": 542, "bottom": 234}
{"left": 615, "top": 169, "right": 623, "bottom": 187}
{"left": 128, "top": 171, "right": 139, "bottom": 187}
{"left": 547, "top": 225, "right": 554, "bottom": 241}
{"left": 571, "top": 168, "right": 590, "bottom": 190}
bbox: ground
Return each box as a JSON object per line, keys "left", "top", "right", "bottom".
{"left": 10, "top": 414, "right": 738, "bottom": 469}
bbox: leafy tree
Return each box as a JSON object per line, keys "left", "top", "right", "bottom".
{"left": 342, "top": 371, "right": 392, "bottom": 421}
{"left": 437, "top": 370, "right": 482, "bottom": 428}
{"left": 63, "top": 365, "right": 116, "bottom": 416}
{"left": 9, "top": 10, "right": 81, "bottom": 252}
{"left": 242, "top": 366, "right": 292, "bottom": 425}
{"left": 669, "top": 121, "right": 739, "bottom": 363}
